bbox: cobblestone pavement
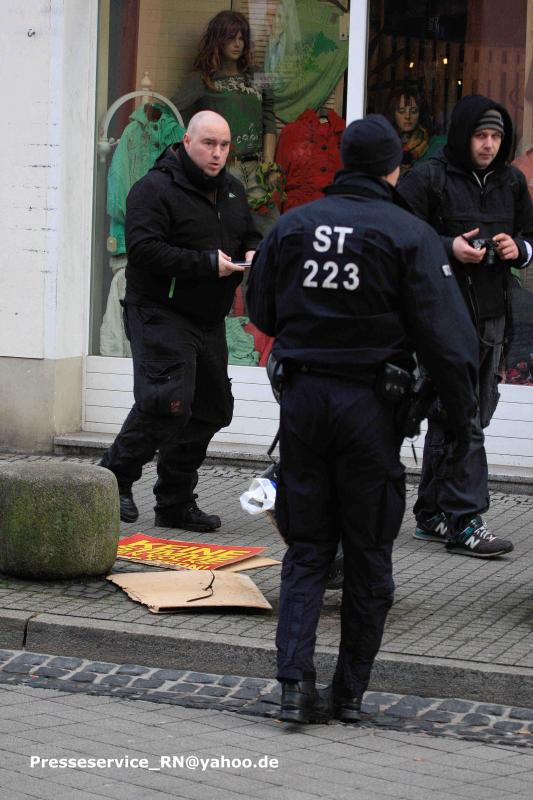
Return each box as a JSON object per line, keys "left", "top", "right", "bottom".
{"left": 1, "top": 649, "right": 532, "bottom": 750}
{"left": 1, "top": 669, "right": 533, "bottom": 800}
{"left": 1, "top": 453, "right": 532, "bottom": 673}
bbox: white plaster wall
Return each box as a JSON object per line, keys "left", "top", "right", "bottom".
{"left": 1, "top": 1, "right": 50, "bottom": 357}
{"left": 55, "top": 1, "right": 98, "bottom": 361}
{"left": 0, "top": 0, "right": 97, "bottom": 360}
{"left": 346, "top": 0, "right": 368, "bottom": 122}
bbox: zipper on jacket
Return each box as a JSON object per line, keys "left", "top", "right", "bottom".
{"left": 216, "top": 187, "right": 225, "bottom": 251}
{"left": 466, "top": 273, "right": 481, "bottom": 333}
{"left": 480, "top": 186, "right": 486, "bottom": 210}
{"left": 472, "top": 169, "right": 494, "bottom": 211}
{"left": 168, "top": 277, "right": 176, "bottom": 299}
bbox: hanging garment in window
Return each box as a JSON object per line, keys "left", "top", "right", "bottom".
{"left": 264, "top": 0, "right": 349, "bottom": 123}
{"left": 275, "top": 108, "right": 345, "bottom": 211}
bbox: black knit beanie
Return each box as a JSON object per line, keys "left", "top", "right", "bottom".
{"left": 341, "top": 114, "right": 403, "bottom": 176}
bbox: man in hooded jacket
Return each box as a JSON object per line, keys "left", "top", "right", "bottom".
{"left": 246, "top": 114, "right": 478, "bottom": 724}
{"left": 100, "top": 111, "right": 260, "bottom": 530}
{"left": 398, "top": 94, "right": 533, "bottom": 557}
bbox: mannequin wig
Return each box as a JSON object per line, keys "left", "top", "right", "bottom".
{"left": 194, "top": 11, "right": 254, "bottom": 89}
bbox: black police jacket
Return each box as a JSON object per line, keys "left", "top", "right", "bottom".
{"left": 124, "top": 145, "right": 261, "bottom": 324}
{"left": 397, "top": 96, "right": 533, "bottom": 320}
{"left": 246, "top": 171, "right": 479, "bottom": 429}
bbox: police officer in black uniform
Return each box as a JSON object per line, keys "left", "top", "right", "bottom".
{"left": 246, "top": 114, "right": 479, "bottom": 725}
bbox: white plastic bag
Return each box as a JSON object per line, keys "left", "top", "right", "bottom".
{"left": 239, "top": 477, "right": 276, "bottom": 515}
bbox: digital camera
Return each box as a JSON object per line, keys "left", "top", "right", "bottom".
{"left": 471, "top": 237, "right": 499, "bottom": 265}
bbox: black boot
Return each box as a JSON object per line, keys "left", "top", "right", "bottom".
{"left": 279, "top": 680, "right": 322, "bottom": 724}
{"left": 334, "top": 695, "right": 362, "bottom": 723}
{"left": 155, "top": 501, "right": 221, "bottom": 532}
{"left": 119, "top": 494, "right": 139, "bottom": 523}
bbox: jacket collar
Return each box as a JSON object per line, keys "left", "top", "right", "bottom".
{"left": 296, "top": 108, "right": 346, "bottom": 134}
{"left": 151, "top": 144, "right": 230, "bottom": 196}
{"left": 433, "top": 150, "right": 507, "bottom": 184}
{"left": 324, "top": 170, "right": 396, "bottom": 201}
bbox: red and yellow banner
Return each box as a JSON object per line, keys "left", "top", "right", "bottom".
{"left": 117, "top": 533, "right": 265, "bottom": 571}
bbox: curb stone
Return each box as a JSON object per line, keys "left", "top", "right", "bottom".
{"left": 9, "top": 612, "right": 533, "bottom": 708}
{"left": 1, "top": 648, "right": 532, "bottom": 749}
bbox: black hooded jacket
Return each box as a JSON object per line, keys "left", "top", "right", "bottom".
{"left": 124, "top": 145, "right": 261, "bottom": 323}
{"left": 397, "top": 94, "right": 533, "bottom": 320}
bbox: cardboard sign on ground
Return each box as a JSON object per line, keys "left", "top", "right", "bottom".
{"left": 117, "top": 533, "right": 266, "bottom": 570}
{"left": 107, "top": 570, "right": 272, "bottom": 613}
{"left": 219, "top": 555, "right": 281, "bottom": 572}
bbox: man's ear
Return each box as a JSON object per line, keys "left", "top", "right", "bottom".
{"left": 383, "top": 165, "right": 401, "bottom": 186}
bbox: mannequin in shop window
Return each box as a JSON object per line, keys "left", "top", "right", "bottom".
{"left": 171, "top": 10, "right": 283, "bottom": 237}
{"left": 385, "top": 86, "right": 445, "bottom": 174}
{"left": 171, "top": 10, "right": 284, "bottom": 367}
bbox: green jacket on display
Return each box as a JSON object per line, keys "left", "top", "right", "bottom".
{"left": 107, "top": 104, "right": 185, "bottom": 255}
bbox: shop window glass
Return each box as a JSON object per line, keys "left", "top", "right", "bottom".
{"left": 367, "top": 0, "right": 533, "bottom": 387}
{"left": 91, "top": 0, "right": 349, "bottom": 366}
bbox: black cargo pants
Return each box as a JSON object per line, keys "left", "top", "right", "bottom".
{"left": 275, "top": 372, "right": 405, "bottom": 701}
{"left": 100, "top": 303, "right": 233, "bottom": 510}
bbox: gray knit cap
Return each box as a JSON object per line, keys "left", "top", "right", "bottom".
{"left": 473, "top": 109, "right": 505, "bottom": 137}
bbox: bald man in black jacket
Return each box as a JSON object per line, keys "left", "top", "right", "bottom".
{"left": 101, "top": 111, "right": 260, "bottom": 530}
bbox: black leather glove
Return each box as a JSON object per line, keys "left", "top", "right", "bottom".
{"left": 446, "top": 422, "right": 473, "bottom": 464}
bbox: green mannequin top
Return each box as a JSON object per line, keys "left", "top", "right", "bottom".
{"left": 171, "top": 72, "right": 276, "bottom": 158}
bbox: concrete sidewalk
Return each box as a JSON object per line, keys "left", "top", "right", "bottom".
{"left": 1, "top": 453, "right": 532, "bottom": 707}
{"left": 3, "top": 682, "right": 532, "bottom": 800}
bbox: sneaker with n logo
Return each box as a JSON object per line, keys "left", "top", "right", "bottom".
{"left": 413, "top": 512, "right": 448, "bottom": 543}
{"left": 446, "top": 516, "right": 514, "bottom": 558}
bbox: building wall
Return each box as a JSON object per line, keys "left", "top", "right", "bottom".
{"left": 0, "top": 356, "right": 82, "bottom": 452}
{"left": 0, "top": 0, "right": 98, "bottom": 451}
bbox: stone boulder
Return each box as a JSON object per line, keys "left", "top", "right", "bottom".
{"left": 0, "top": 461, "right": 120, "bottom": 579}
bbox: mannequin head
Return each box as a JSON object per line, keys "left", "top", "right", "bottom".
{"left": 194, "top": 11, "right": 253, "bottom": 84}
{"left": 386, "top": 86, "right": 425, "bottom": 137}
